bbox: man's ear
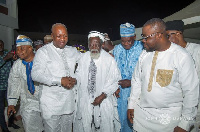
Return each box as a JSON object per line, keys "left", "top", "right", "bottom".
{"left": 133, "top": 35, "right": 136, "bottom": 40}
{"left": 51, "top": 33, "right": 54, "bottom": 40}
{"left": 29, "top": 46, "right": 33, "bottom": 51}
{"left": 102, "top": 43, "right": 105, "bottom": 48}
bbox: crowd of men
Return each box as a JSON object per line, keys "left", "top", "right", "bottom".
{"left": 0, "top": 18, "right": 200, "bottom": 132}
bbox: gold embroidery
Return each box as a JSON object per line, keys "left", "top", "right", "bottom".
{"left": 148, "top": 51, "right": 159, "bottom": 92}
{"left": 156, "top": 69, "right": 173, "bottom": 87}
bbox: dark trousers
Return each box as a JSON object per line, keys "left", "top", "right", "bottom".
{"left": 0, "top": 90, "right": 8, "bottom": 130}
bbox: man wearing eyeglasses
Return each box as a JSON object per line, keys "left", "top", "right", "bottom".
{"left": 166, "top": 19, "right": 200, "bottom": 132}
{"left": 113, "top": 22, "right": 143, "bottom": 132}
{"left": 127, "top": 18, "right": 199, "bottom": 132}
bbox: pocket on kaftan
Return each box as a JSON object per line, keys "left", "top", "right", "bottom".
{"left": 156, "top": 69, "right": 173, "bottom": 87}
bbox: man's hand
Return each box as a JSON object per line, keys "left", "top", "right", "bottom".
{"left": 71, "top": 77, "right": 77, "bottom": 86}
{"left": 114, "top": 88, "right": 120, "bottom": 98}
{"left": 92, "top": 93, "right": 107, "bottom": 106}
{"left": 127, "top": 109, "right": 134, "bottom": 124}
{"left": 12, "top": 54, "right": 18, "bottom": 60}
{"left": 174, "top": 126, "right": 187, "bottom": 132}
{"left": 7, "top": 105, "right": 16, "bottom": 116}
{"left": 118, "top": 79, "right": 131, "bottom": 88}
{"left": 61, "top": 77, "right": 77, "bottom": 89}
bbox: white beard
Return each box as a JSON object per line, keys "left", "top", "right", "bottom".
{"left": 90, "top": 49, "right": 100, "bottom": 59}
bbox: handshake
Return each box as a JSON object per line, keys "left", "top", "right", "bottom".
{"left": 61, "top": 76, "right": 77, "bottom": 89}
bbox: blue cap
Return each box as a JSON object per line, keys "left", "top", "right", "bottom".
{"left": 16, "top": 35, "right": 33, "bottom": 47}
{"left": 120, "top": 22, "right": 135, "bottom": 37}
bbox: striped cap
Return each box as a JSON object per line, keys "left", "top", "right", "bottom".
{"left": 16, "top": 35, "right": 32, "bottom": 47}
{"left": 120, "top": 22, "right": 135, "bottom": 37}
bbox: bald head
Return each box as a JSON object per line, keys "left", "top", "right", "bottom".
{"left": 51, "top": 23, "right": 68, "bottom": 49}
{"left": 51, "top": 23, "right": 67, "bottom": 33}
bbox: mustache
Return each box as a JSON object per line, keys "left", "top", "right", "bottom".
{"left": 90, "top": 49, "right": 99, "bottom": 52}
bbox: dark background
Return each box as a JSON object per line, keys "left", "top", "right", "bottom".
{"left": 17, "top": 0, "right": 195, "bottom": 40}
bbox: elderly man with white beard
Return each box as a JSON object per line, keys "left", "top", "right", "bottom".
{"left": 73, "top": 31, "right": 121, "bottom": 132}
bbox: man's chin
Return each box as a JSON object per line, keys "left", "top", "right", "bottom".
{"left": 145, "top": 48, "right": 154, "bottom": 52}
{"left": 123, "top": 45, "right": 131, "bottom": 50}
{"left": 19, "top": 57, "right": 24, "bottom": 59}
{"left": 90, "top": 53, "right": 100, "bottom": 59}
{"left": 17, "top": 55, "right": 24, "bottom": 59}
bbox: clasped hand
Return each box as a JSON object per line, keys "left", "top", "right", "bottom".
{"left": 92, "top": 93, "right": 107, "bottom": 106}
{"left": 7, "top": 105, "right": 16, "bottom": 117}
{"left": 118, "top": 79, "right": 131, "bottom": 88}
{"left": 61, "top": 76, "right": 76, "bottom": 89}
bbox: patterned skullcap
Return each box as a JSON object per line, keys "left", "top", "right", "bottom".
{"left": 16, "top": 35, "right": 33, "bottom": 47}
{"left": 88, "top": 31, "right": 104, "bottom": 42}
{"left": 103, "top": 33, "right": 110, "bottom": 41}
{"left": 166, "top": 20, "right": 184, "bottom": 32}
{"left": 34, "top": 40, "right": 43, "bottom": 46}
{"left": 120, "top": 22, "right": 135, "bottom": 37}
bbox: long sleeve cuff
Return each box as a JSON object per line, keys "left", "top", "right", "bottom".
{"left": 52, "top": 77, "right": 62, "bottom": 86}
{"left": 102, "top": 88, "right": 118, "bottom": 97}
{"left": 128, "top": 97, "right": 139, "bottom": 109}
{"left": 8, "top": 98, "right": 18, "bottom": 106}
{"left": 178, "top": 117, "right": 195, "bottom": 131}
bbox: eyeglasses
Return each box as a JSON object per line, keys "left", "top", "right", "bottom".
{"left": 167, "top": 32, "right": 181, "bottom": 38}
{"left": 139, "top": 32, "right": 163, "bottom": 41}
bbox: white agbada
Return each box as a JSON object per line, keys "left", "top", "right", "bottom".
{"left": 7, "top": 59, "right": 44, "bottom": 132}
{"left": 186, "top": 42, "right": 200, "bottom": 81}
{"left": 31, "top": 42, "right": 81, "bottom": 119}
{"left": 128, "top": 43, "right": 199, "bottom": 132}
{"left": 185, "top": 42, "right": 200, "bottom": 132}
{"left": 74, "top": 50, "right": 121, "bottom": 132}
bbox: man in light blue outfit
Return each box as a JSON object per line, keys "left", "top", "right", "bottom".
{"left": 113, "top": 23, "right": 143, "bottom": 132}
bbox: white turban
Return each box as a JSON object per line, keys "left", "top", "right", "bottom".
{"left": 88, "top": 31, "right": 104, "bottom": 42}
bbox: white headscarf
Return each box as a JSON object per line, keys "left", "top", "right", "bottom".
{"left": 88, "top": 31, "right": 104, "bottom": 42}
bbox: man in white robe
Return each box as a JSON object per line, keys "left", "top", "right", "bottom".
{"left": 127, "top": 18, "right": 199, "bottom": 132}
{"left": 166, "top": 20, "right": 200, "bottom": 132}
{"left": 7, "top": 35, "right": 44, "bottom": 132}
{"left": 73, "top": 31, "right": 121, "bottom": 132}
{"left": 31, "top": 23, "right": 81, "bottom": 132}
